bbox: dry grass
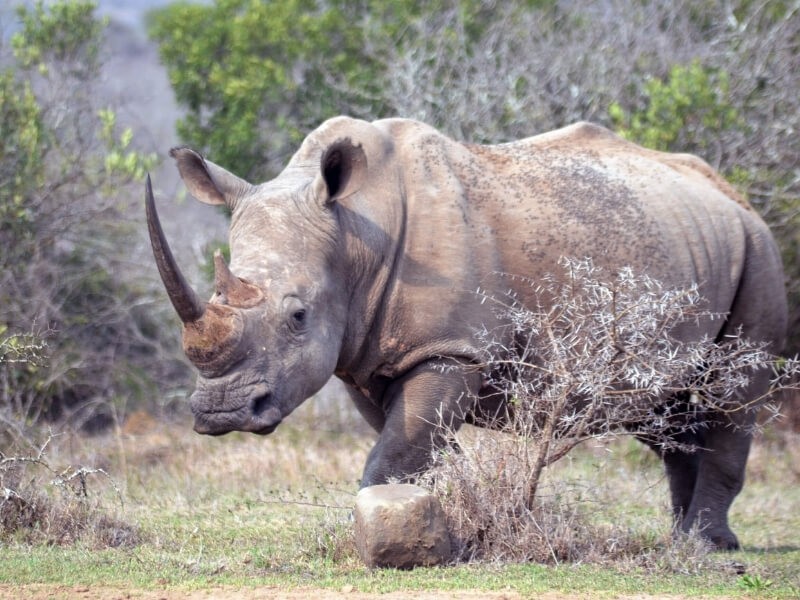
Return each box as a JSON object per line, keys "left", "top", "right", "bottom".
{"left": 0, "top": 436, "right": 138, "bottom": 548}
{"left": 0, "top": 396, "right": 369, "bottom": 553}
{"left": 416, "top": 426, "right": 719, "bottom": 569}
{"left": 112, "top": 407, "right": 371, "bottom": 495}
{"left": 4, "top": 398, "right": 798, "bottom": 595}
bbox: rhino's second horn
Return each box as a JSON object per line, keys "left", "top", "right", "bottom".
{"left": 213, "top": 249, "right": 264, "bottom": 308}
{"left": 145, "top": 174, "right": 205, "bottom": 323}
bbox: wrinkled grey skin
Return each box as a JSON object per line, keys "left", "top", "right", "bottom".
{"left": 147, "top": 117, "right": 787, "bottom": 550}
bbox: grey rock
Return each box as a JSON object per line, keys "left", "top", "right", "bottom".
{"left": 354, "top": 483, "right": 452, "bottom": 569}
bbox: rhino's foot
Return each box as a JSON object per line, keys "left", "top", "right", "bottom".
{"left": 677, "top": 518, "right": 740, "bottom": 551}
{"left": 707, "top": 530, "right": 740, "bottom": 552}
{"left": 684, "top": 523, "right": 740, "bottom": 551}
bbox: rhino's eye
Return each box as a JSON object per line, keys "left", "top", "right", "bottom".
{"left": 283, "top": 296, "right": 307, "bottom": 333}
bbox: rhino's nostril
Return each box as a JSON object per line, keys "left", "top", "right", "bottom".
{"left": 251, "top": 392, "right": 272, "bottom": 417}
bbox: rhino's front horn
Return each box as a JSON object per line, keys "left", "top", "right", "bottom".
{"left": 145, "top": 174, "right": 205, "bottom": 323}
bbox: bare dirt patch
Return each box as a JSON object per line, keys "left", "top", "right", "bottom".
{"left": 0, "top": 585, "right": 738, "bottom": 600}
{"left": 0, "top": 584, "right": 527, "bottom": 599}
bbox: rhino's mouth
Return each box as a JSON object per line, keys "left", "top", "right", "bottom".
{"left": 191, "top": 391, "right": 282, "bottom": 436}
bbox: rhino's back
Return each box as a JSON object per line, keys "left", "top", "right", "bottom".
{"left": 448, "top": 123, "right": 752, "bottom": 290}
{"left": 349, "top": 118, "right": 784, "bottom": 380}
{"left": 514, "top": 121, "right": 750, "bottom": 209}
{"left": 466, "top": 121, "right": 785, "bottom": 348}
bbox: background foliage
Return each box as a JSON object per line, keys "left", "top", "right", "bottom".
{"left": 0, "top": 0, "right": 187, "bottom": 443}
{"left": 150, "top": 0, "right": 800, "bottom": 352}
{"left": 1, "top": 0, "right": 798, "bottom": 439}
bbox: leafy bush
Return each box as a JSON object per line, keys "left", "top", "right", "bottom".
{"left": 0, "top": 1, "right": 188, "bottom": 440}
{"left": 147, "top": 0, "right": 394, "bottom": 180}
{"left": 609, "top": 60, "right": 742, "bottom": 154}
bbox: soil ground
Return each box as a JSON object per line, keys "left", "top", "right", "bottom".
{"left": 0, "top": 585, "right": 524, "bottom": 599}
{"left": 0, "top": 585, "right": 729, "bottom": 599}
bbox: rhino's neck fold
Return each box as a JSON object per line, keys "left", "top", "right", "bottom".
{"left": 333, "top": 178, "right": 407, "bottom": 383}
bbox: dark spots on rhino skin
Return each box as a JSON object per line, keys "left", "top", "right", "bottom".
{"left": 551, "top": 159, "right": 628, "bottom": 221}
{"left": 522, "top": 240, "right": 548, "bottom": 264}
{"left": 424, "top": 132, "right": 666, "bottom": 273}
{"left": 466, "top": 143, "right": 514, "bottom": 168}
{"left": 526, "top": 155, "right": 666, "bottom": 268}
{"left": 473, "top": 148, "right": 641, "bottom": 265}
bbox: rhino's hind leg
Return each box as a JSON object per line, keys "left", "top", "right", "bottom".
{"left": 679, "top": 234, "right": 786, "bottom": 549}
{"left": 647, "top": 389, "right": 756, "bottom": 549}
{"left": 681, "top": 408, "right": 757, "bottom": 550}
{"left": 359, "top": 358, "right": 480, "bottom": 487}
{"left": 680, "top": 359, "right": 774, "bottom": 550}
{"left": 648, "top": 407, "right": 751, "bottom": 550}
{"left": 657, "top": 432, "right": 702, "bottom": 525}
{"left": 664, "top": 449, "right": 700, "bottom": 524}
{"left": 640, "top": 428, "right": 701, "bottom": 528}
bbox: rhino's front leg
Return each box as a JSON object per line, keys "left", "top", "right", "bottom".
{"left": 360, "top": 358, "right": 480, "bottom": 487}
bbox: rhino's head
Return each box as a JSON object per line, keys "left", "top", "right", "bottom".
{"left": 146, "top": 139, "right": 367, "bottom": 435}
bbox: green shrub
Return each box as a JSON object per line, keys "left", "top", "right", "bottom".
{"left": 609, "top": 60, "right": 743, "bottom": 155}
{"left": 0, "top": 1, "right": 185, "bottom": 439}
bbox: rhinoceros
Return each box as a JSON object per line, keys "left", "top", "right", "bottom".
{"left": 146, "top": 116, "right": 786, "bottom": 550}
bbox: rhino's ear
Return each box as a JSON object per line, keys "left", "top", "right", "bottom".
{"left": 314, "top": 138, "right": 367, "bottom": 205}
{"left": 170, "top": 147, "right": 252, "bottom": 211}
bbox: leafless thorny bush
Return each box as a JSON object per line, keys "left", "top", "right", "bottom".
{"left": 0, "top": 327, "right": 51, "bottom": 449}
{"left": 0, "top": 434, "right": 138, "bottom": 548}
{"left": 421, "top": 258, "right": 797, "bottom": 564}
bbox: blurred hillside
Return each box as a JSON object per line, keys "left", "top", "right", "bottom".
{"left": 99, "top": 1, "right": 226, "bottom": 282}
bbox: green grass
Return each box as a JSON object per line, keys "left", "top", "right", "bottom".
{"left": 3, "top": 540, "right": 798, "bottom": 597}
{"left": 1, "top": 409, "right": 799, "bottom": 598}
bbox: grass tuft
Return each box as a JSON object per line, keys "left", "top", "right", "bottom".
{"left": 421, "top": 432, "right": 716, "bottom": 570}
{"left": 0, "top": 435, "right": 138, "bottom": 548}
